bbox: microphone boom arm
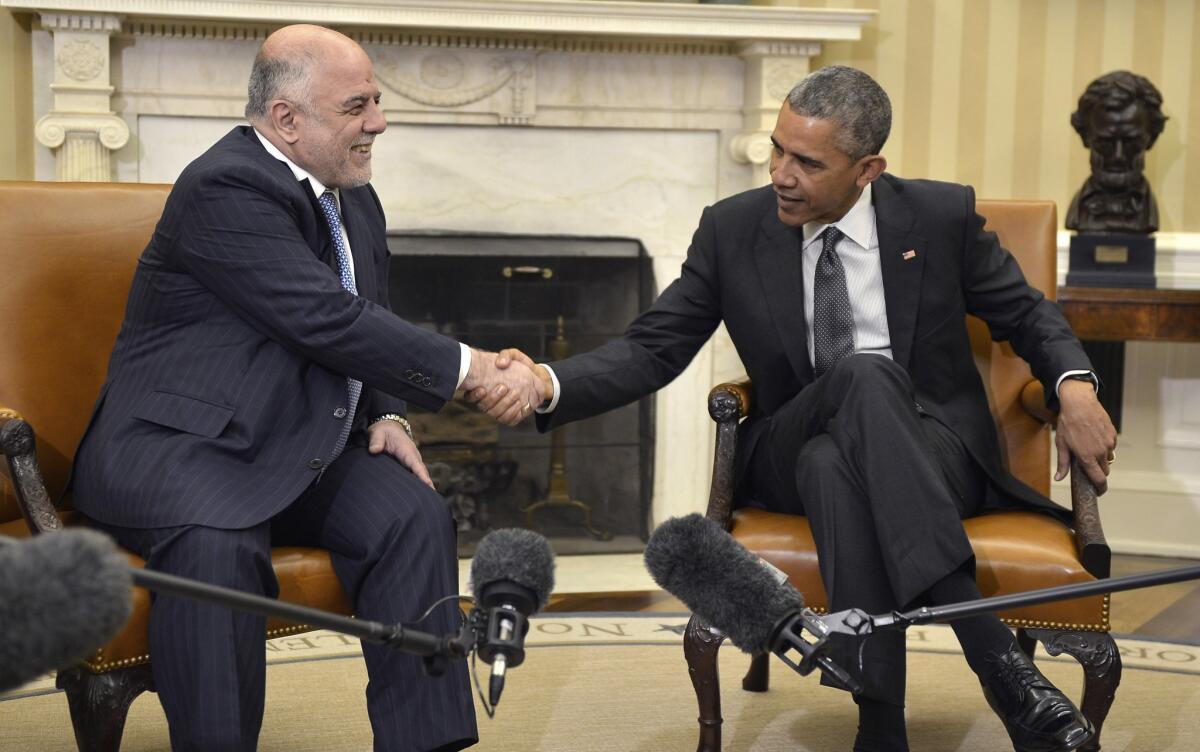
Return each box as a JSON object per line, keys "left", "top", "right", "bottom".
{"left": 784, "top": 563, "right": 1200, "bottom": 694}
{"left": 131, "top": 568, "right": 467, "bottom": 660}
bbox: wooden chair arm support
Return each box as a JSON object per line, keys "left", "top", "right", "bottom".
{"left": 1, "top": 414, "right": 65, "bottom": 535}
{"left": 1016, "top": 381, "right": 1111, "bottom": 578}
{"left": 704, "top": 380, "right": 754, "bottom": 529}
{"left": 1070, "top": 457, "right": 1111, "bottom": 579}
{"left": 708, "top": 380, "right": 754, "bottom": 422}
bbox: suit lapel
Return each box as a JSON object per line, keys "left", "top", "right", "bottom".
{"left": 340, "top": 190, "right": 377, "bottom": 301}
{"left": 753, "top": 207, "right": 814, "bottom": 384}
{"left": 872, "top": 176, "right": 927, "bottom": 371}
{"left": 297, "top": 178, "right": 337, "bottom": 270}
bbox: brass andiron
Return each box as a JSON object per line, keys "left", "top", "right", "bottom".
{"left": 523, "top": 316, "right": 613, "bottom": 541}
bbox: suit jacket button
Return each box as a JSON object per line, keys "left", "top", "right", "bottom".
{"left": 333, "top": 407, "right": 348, "bottom": 419}
{"left": 404, "top": 369, "right": 416, "bottom": 378}
{"left": 421, "top": 377, "right": 432, "bottom": 387}
{"left": 308, "top": 458, "right": 324, "bottom": 470}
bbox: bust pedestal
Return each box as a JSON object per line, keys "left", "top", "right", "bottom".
{"left": 1066, "top": 232, "right": 1156, "bottom": 289}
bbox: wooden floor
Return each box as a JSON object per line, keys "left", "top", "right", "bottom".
{"left": 547, "top": 553, "right": 1200, "bottom": 644}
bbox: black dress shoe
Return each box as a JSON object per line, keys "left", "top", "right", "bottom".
{"left": 979, "top": 648, "right": 1095, "bottom": 752}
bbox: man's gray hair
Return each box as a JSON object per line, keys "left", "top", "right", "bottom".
{"left": 244, "top": 50, "right": 313, "bottom": 120}
{"left": 786, "top": 65, "right": 892, "bottom": 160}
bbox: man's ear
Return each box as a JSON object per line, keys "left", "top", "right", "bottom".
{"left": 857, "top": 154, "right": 887, "bottom": 187}
{"left": 267, "top": 99, "right": 301, "bottom": 145}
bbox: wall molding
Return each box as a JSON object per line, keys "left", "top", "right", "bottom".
{"left": 4, "top": 0, "right": 874, "bottom": 43}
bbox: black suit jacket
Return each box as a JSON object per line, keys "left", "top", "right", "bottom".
{"left": 73, "top": 126, "right": 462, "bottom": 530}
{"left": 539, "top": 174, "right": 1091, "bottom": 516}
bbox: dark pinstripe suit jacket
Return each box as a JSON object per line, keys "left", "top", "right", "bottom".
{"left": 73, "top": 126, "right": 461, "bottom": 530}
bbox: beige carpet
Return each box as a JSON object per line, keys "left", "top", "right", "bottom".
{"left": 3, "top": 616, "right": 1200, "bottom": 751}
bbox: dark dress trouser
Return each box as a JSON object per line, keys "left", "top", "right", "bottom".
{"left": 90, "top": 444, "right": 479, "bottom": 752}
{"left": 747, "top": 354, "right": 988, "bottom": 707}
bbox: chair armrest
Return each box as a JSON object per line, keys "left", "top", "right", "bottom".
{"left": 704, "top": 380, "right": 754, "bottom": 529}
{"left": 1, "top": 411, "right": 65, "bottom": 535}
{"left": 1019, "top": 380, "right": 1057, "bottom": 426}
{"left": 1017, "top": 381, "right": 1111, "bottom": 578}
{"left": 1070, "top": 457, "right": 1111, "bottom": 579}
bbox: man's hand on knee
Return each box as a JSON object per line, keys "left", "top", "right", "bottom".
{"left": 367, "top": 419, "right": 434, "bottom": 488}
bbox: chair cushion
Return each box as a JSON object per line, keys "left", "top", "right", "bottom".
{"left": 0, "top": 517, "right": 351, "bottom": 672}
{"left": 731, "top": 507, "right": 1108, "bottom": 632}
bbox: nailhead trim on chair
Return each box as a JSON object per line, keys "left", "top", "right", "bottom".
{"left": 996, "top": 592, "right": 1111, "bottom": 633}
{"left": 82, "top": 623, "right": 326, "bottom": 673}
{"left": 799, "top": 595, "right": 1109, "bottom": 633}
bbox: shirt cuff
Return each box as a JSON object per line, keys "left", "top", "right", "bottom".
{"left": 1055, "top": 370, "right": 1099, "bottom": 397}
{"left": 456, "top": 343, "right": 472, "bottom": 390}
{"left": 535, "top": 364, "right": 562, "bottom": 413}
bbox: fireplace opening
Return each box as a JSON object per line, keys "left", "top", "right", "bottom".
{"left": 386, "top": 232, "right": 655, "bottom": 555}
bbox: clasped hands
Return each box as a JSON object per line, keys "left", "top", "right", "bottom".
{"left": 461, "top": 348, "right": 552, "bottom": 426}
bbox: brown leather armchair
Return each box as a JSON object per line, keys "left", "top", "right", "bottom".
{"left": 0, "top": 181, "right": 351, "bottom": 751}
{"left": 684, "top": 200, "right": 1121, "bottom": 752}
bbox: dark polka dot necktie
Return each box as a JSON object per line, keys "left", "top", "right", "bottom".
{"left": 318, "top": 190, "right": 362, "bottom": 462}
{"left": 812, "top": 226, "right": 855, "bottom": 377}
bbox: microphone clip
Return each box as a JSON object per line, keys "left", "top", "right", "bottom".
{"left": 474, "top": 605, "right": 529, "bottom": 669}
{"left": 770, "top": 608, "right": 868, "bottom": 695}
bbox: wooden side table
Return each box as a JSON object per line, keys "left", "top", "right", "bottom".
{"left": 1055, "top": 287, "right": 1200, "bottom": 429}
{"left": 1056, "top": 287, "right": 1200, "bottom": 342}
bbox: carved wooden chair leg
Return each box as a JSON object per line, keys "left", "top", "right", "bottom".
{"left": 57, "top": 664, "right": 155, "bottom": 752}
{"left": 1015, "top": 627, "right": 1038, "bottom": 659}
{"left": 1026, "top": 629, "right": 1122, "bottom": 752}
{"left": 741, "top": 652, "right": 770, "bottom": 692}
{"left": 684, "top": 613, "right": 727, "bottom": 752}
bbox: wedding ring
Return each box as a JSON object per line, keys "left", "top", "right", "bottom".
{"left": 523, "top": 403, "right": 531, "bottom": 413}
{"left": 1107, "top": 450, "right": 1116, "bottom": 464}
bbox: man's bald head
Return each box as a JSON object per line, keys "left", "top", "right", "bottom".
{"left": 245, "top": 24, "right": 363, "bottom": 121}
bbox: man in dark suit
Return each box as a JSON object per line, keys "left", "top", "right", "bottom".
{"left": 479, "top": 67, "right": 1116, "bottom": 752}
{"left": 72, "top": 24, "right": 543, "bottom": 752}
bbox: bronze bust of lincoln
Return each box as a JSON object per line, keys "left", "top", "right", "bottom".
{"left": 1066, "top": 71, "right": 1167, "bottom": 233}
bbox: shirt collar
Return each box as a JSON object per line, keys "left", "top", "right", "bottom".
{"left": 801, "top": 181, "right": 875, "bottom": 250}
{"left": 253, "top": 127, "right": 332, "bottom": 200}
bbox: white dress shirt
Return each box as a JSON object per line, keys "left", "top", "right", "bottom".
{"left": 801, "top": 182, "right": 892, "bottom": 365}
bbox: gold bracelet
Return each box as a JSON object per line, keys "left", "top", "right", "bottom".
{"left": 371, "top": 413, "right": 413, "bottom": 439}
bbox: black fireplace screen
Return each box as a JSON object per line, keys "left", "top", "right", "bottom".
{"left": 386, "top": 232, "right": 655, "bottom": 555}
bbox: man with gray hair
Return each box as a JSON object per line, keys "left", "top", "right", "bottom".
{"left": 484, "top": 65, "right": 1115, "bottom": 751}
{"left": 73, "top": 23, "right": 545, "bottom": 751}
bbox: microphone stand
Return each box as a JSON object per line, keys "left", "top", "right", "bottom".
{"left": 783, "top": 563, "right": 1200, "bottom": 691}
{"left": 131, "top": 568, "right": 473, "bottom": 673}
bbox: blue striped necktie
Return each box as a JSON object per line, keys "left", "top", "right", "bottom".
{"left": 317, "top": 190, "right": 362, "bottom": 462}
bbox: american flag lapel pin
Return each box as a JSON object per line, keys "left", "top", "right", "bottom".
{"left": 901, "top": 249, "right": 917, "bottom": 261}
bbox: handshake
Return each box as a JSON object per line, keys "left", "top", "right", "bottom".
{"left": 460, "top": 348, "right": 553, "bottom": 426}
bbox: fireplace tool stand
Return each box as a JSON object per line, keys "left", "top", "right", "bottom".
{"left": 523, "top": 316, "right": 613, "bottom": 541}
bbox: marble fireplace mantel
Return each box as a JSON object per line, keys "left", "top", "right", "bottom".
{"left": 7, "top": 0, "right": 872, "bottom": 41}
{"left": 8, "top": 0, "right": 875, "bottom": 526}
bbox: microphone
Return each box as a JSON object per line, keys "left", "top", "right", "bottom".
{"left": 0, "top": 530, "right": 133, "bottom": 691}
{"left": 643, "top": 514, "right": 860, "bottom": 693}
{"left": 469, "top": 528, "right": 555, "bottom": 707}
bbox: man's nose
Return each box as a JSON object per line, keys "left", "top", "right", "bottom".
{"left": 770, "top": 159, "right": 796, "bottom": 187}
{"left": 365, "top": 100, "right": 387, "bottom": 134}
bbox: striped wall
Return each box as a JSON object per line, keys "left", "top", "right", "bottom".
{"left": 762, "top": 0, "right": 1200, "bottom": 232}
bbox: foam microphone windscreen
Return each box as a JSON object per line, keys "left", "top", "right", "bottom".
{"left": 0, "top": 529, "right": 133, "bottom": 691}
{"left": 470, "top": 528, "right": 555, "bottom": 611}
{"left": 644, "top": 513, "right": 804, "bottom": 653}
